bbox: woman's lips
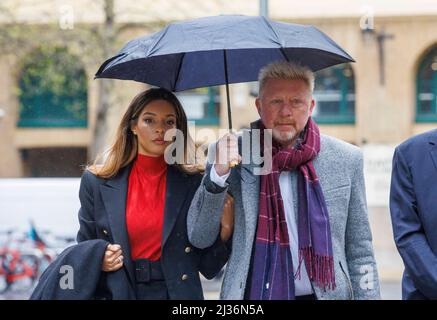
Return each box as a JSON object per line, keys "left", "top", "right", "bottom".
{"left": 153, "top": 139, "right": 166, "bottom": 145}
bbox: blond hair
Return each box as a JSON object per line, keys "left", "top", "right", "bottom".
{"left": 258, "top": 61, "right": 315, "bottom": 97}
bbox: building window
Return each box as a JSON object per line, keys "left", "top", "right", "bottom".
{"left": 313, "top": 64, "right": 355, "bottom": 124}
{"left": 416, "top": 46, "right": 437, "bottom": 122}
{"left": 17, "top": 46, "right": 88, "bottom": 128}
{"left": 176, "top": 87, "right": 220, "bottom": 125}
{"left": 20, "top": 147, "right": 87, "bottom": 177}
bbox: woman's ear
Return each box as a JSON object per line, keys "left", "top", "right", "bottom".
{"left": 130, "top": 123, "right": 137, "bottom": 135}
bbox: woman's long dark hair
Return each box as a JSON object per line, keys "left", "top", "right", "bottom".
{"left": 88, "top": 88, "right": 202, "bottom": 178}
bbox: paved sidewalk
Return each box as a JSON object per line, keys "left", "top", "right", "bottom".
{"left": 0, "top": 280, "right": 402, "bottom": 300}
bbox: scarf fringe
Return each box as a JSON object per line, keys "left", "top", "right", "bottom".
{"left": 297, "top": 247, "right": 336, "bottom": 291}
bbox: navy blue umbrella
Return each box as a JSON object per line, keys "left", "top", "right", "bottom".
{"left": 95, "top": 15, "right": 354, "bottom": 129}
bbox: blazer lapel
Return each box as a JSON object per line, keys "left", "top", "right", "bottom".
{"left": 241, "top": 161, "right": 260, "bottom": 248}
{"left": 429, "top": 133, "right": 437, "bottom": 172}
{"left": 241, "top": 122, "right": 261, "bottom": 248}
{"left": 100, "top": 165, "right": 135, "bottom": 287}
{"left": 161, "top": 165, "right": 191, "bottom": 248}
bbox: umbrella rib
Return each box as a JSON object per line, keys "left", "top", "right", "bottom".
{"left": 146, "top": 25, "right": 170, "bottom": 57}
{"left": 279, "top": 48, "right": 290, "bottom": 62}
{"left": 173, "top": 52, "right": 185, "bottom": 91}
{"left": 262, "top": 16, "right": 291, "bottom": 63}
{"left": 261, "top": 16, "right": 282, "bottom": 46}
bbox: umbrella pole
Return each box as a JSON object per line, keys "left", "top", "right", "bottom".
{"left": 223, "top": 50, "right": 232, "bottom": 130}
{"left": 224, "top": 50, "right": 239, "bottom": 168}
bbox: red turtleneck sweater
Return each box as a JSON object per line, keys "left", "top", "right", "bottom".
{"left": 126, "top": 153, "right": 167, "bottom": 261}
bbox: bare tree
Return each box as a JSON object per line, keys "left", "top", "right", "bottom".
{"left": 90, "top": 0, "right": 116, "bottom": 161}
{"left": 0, "top": 0, "right": 167, "bottom": 162}
{"left": 90, "top": 0, "right": 172, "bottom": 161}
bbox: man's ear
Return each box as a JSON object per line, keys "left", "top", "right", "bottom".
{"left": 255, "top": 98, "right": 262, "bottom": 117}
{"left": 308, "top": 98, "right": 315, "bottom": 116}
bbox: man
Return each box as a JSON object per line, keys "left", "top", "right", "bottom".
{"left": 188, "top": 61, "right": 380, "bottom": 300}
{"left": 390, "top": 129, "right": 437, "bottom": 299}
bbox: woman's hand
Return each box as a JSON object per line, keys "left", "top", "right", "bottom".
{"left": 220, "top": 193, "right": 235, "bottom": 242}
{"left": 102, "top": 244, "right": 124, "bottom": 272}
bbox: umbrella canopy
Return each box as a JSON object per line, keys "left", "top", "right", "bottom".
{"left": 95, "top": 14, "right": 354, "bottom": 128}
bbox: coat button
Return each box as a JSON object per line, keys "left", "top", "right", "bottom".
{"left": 181, "top": 274, "right": 188, "bottom": 281}
{"left": 185, "top": 246, "right": 192, "bottom": 253}
{"left": 103, "top": 229, "right": 108, "bottom": 236}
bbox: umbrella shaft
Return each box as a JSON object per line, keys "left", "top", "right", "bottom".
{"left": 225, "top": 82, "right": 232, "bottom": 130}
{"left": 224, "top": 50, "right": 233, "bottom": 130}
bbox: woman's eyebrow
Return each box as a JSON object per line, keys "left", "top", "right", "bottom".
{"left": 142, "top": 111, "right": 156, "bottom": 116}
{"left": 143, "top": 112, "right": 176, "bottom": 115}
{"left": 141, "top": 112, "right": 176, "bottom": 118}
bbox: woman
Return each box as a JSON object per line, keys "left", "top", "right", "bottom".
{"left": 77, "top": 87, "right": 232, "bottom": 300}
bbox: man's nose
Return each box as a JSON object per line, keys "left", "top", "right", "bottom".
{"left": 278, "top": 103, "right": 293, "bottom": 117}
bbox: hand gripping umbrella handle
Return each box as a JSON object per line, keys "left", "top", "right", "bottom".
{"left": 229, "top": 160, "right": 239, "bottom": 168}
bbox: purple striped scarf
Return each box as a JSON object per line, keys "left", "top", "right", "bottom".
{"left": 249, "top": 118, "right": 335, "bottom": 300}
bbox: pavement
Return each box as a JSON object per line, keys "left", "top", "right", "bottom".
{"left": 0, "top": 279, "right": 402, "bottom": 300}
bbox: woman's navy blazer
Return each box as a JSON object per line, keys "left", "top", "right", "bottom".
{"left": 77, "top": 163, "right": 229, "bottom": 299}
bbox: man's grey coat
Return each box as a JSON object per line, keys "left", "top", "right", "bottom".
{"left": 187, "top": 121, "right": 381, "bottom": 300}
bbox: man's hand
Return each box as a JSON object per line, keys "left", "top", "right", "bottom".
{"left": 214, "top": 133, "right": 241, "bottom": 176}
